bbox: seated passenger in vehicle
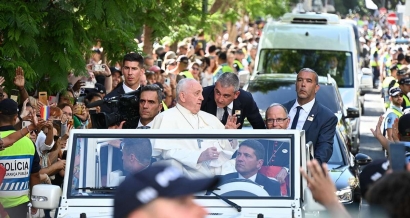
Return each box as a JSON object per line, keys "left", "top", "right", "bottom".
{"left": 326, "top": 56, "right": 344, "bottom": 85}
{"left": 121, "top": 138, "right": 152, "bottom": 173}
{"left": 259, "top": 103, "right": 291, "bottom": 196}
{"left": 220, "top": 140, "right": 281, "bottom": 196}
{"left": 151, "top": 79, "right": 239, "bottom": 178}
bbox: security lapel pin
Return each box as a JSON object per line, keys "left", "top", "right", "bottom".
{"left": 307, "top": 116, "right": 314, "bottom": 121}
{"left": 235, "top": 110, "right": 241, "bottom": 118}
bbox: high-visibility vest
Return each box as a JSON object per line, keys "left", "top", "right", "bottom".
{"left": 382, "top": 107, "right": 403, "bottom": 136}
{"left": 233, "top": 60, "right": 244, "bottom": 71}
{"left": 162, "top": 101, "right": 168, "bottom": 110}
{"left": 370, "top": 48, "right": 379, "bottom": 67}
{"left": 179, "top": 70, "right": 194, "bottom": 79}
{"left": 403, "top": 94, "right": 410, "bottom": 110}
{"left": 213, "top": 64, "right": 234, "bottom": 76}
{"left": 213, "top": 64, "right": 234, "bottom": 83}
{"left": 0, "top": 130, "right": 34, "bottom": 208}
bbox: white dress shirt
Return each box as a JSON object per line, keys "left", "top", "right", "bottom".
{"left": 216, "top": 101, "right": 233, "bottom": 120}
{"left": 238, "top": 172, "right": 257, "bottom": 182}
{"left": 137, "top": 120, "right": 153, "bottom": 128}
{"left": 287, "top": 98, "right": 316, "bottom": 130}
{"left": 122, "top": 83, "right": 139, "bottom": 93}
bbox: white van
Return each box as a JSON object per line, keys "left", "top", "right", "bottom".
{"left": 253, "top": 12, "right": 361, "bottom": 152}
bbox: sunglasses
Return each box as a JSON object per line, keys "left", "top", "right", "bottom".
{"left": 392, "top": 94, "right": 404, "bottom": 98}
{"left": 192, "top": 68, "right": 199, "bottom": 71}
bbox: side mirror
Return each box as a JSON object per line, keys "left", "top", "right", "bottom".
{"left": 31, "top": 184, "right": 61, "bottom": 209}
{"left": 355, "top": 153, "right": 372, "bottom": 166}
{"left": 345, "top": 107, "right": 360, "bottom": 118}
{"left": 361, "top": 68, "right": 372, "bottom": 75}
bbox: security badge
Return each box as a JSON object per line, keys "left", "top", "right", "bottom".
{"left": 307, "top": 114, "right": 314, "bottom": 121}
{"left": 235, "top": 110, "right": 241, "bottom": 119}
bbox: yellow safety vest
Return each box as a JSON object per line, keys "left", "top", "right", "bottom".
{"left": 233, "top": 60, "right": 244, "bottom": 71}
{"left": 403, "top": 95, "right": 410, "bottom": 109}
{"left": 370, "top": 48, "right": 379, "bottom": 67}
{"left": 213, "top": 65, "right": 234, "bottom": 76}
{"left": 382, "top": 106, "right": 402, "bottom": 136}
{"left": 162, "top": 101, "right": 168, "bottom": 110}
{"left": 179, "top": 70, "right": 194, "bottom": 79}
{"left": 0, "top": 130, "right": 35, "bottom": 208}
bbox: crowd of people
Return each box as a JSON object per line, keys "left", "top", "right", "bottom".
{"left": 1, "top": 10, "right": 410, "bottom": 218}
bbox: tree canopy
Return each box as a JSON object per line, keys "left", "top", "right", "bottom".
{"left": 0, "top": 0, "right": 289, "bottom": 94}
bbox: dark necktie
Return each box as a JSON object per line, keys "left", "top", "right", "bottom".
{"left": 137, "top": 126, "right": 150, "bottom": 129}
{"left": 291, "top": 106, "right": 302, "bottom": 129}
{"left": 221, "top": 106, "right": 229, "bottom": 125}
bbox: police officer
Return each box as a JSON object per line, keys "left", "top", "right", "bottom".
{"left": 0, "top": 99, "right": 41, "bottom": 217}
{"left": 370, "top": 43, "right": 381, "bottom": 88}
{"left": 382, "top": 87, "right": 403, "bottom": 142}
{"left": 177, "top": 56, "right": 193, "bottom": 79}
{"left": 213, "top": 52, "right": 233, "bottom": 83}
{"left": 382, "top": 65, "right": 399, "bottom": 109}
{"left": 398, "top": 77, "right": 410, "bottom": 111}
{"left": 233, "top": 49, "right": 245, "bottom": 73}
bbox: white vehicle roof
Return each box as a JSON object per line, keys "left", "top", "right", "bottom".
{"left": 261, "top": 12, "right": 355, "bottom": 52}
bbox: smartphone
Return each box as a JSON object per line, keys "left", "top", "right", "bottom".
{"left": 22, "top": 121, "right": 31, "bottom": 128}
{"left": 10, "top": 89, "right": 19, "bottom": 103}
{"left": 389, "top": 143, "right": 410, "bottom": 171}
{"left": 40, "top": 106, "right": 50, "bottom": 121}
{"left": 165, "top": 78, "right": 171, "bottom": 86}
{"left": 49, "top": 96, "right": 57, "bottom": 104}
{"left": 53, "top": 120, "right": 64, "bottom": 137}
{"left": 38, "top": 91, "right": 48, "bottom": 105}
{"left": 156, "top": 59, "right": 163, "bottom": 68}
{"left": 74, "top": 96, "right": 85, "bottom": 115}
{"left": 92, "top": 64, "right": 105, "bottom": 72}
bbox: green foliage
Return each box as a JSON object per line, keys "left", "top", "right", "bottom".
{"left": 0, "top": 0, "right": 290, "bottom": 94}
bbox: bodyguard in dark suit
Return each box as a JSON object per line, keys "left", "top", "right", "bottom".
{"left": 283, "top": 68, "right": 337, "bottom": 165}
{"left": 200, "top": 73, "right": 265, "bottom": 129}
{"left": 101, "top": 53, "right": 144, "bottom": 114}
{"left": 220, "top": 140, "right": 281, "bottom": 196}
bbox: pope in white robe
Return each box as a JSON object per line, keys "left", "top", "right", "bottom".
{"left": 151, "top": 79, "right": 238, "bottom": 178}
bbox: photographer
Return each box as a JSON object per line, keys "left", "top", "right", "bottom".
{"left": 101, "top": 53, "right": 144, "bottom": 114}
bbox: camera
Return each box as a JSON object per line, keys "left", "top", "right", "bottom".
{"left": 92, "top": 64, "right": 106, "bottom": 72}
{"left": 89, "top": 91, "right": 140, "bottom": 129}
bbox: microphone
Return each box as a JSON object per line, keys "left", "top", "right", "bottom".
{"left": 86, "top": 100, "right": 105, "bottom": 108}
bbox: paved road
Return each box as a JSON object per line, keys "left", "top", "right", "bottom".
{"left": 359, "top": 91, "right": 386, "bottom": 161}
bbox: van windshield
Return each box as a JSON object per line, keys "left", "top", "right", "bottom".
{"left": 67, "top": 135, "right": 293, "bottom": 199}
{"left": 257, "top": 49, "right": 354, "bottom": 88}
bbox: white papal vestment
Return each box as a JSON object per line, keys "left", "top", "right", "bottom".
{"left": 151, "top": 104, "right": 237, "bottom": 178}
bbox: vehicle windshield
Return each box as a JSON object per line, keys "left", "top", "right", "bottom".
{"left": 247, "top": 81, "right": 341, "bottom": 114}
{"left": 257, "top": 49, "right": 354, "bottom": 88}
{"left": 68, "top": 135, "right": 294, "bottom": 199}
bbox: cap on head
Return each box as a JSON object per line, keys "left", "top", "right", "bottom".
{"left": 110, "top": 67, "right": 122, "bottom": 76}
{"left": 390, "top": 65, "right": 399, "bottom": 71}
{"left": 399, "top": 113, "right": 410, "bottom": 137}
{"left": 389, "top": 87, "right": 402, "bottom": 97}
{"left": 149, "top": 65, "right": 161, "bottom": 73}
{"left": 0, "top": 99, "right": 19, "bottom": 115}
{"left": 114, "top": 165, "right": 219, "bottom": 218}
{"left": 399, "top": 77, "right": 410, "bottom": 85}
{"left": 176, "top": 55, "right": 189, "bottom": 64}
{"left": 359, "top": 158, "right": 389, "bottom": 196}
